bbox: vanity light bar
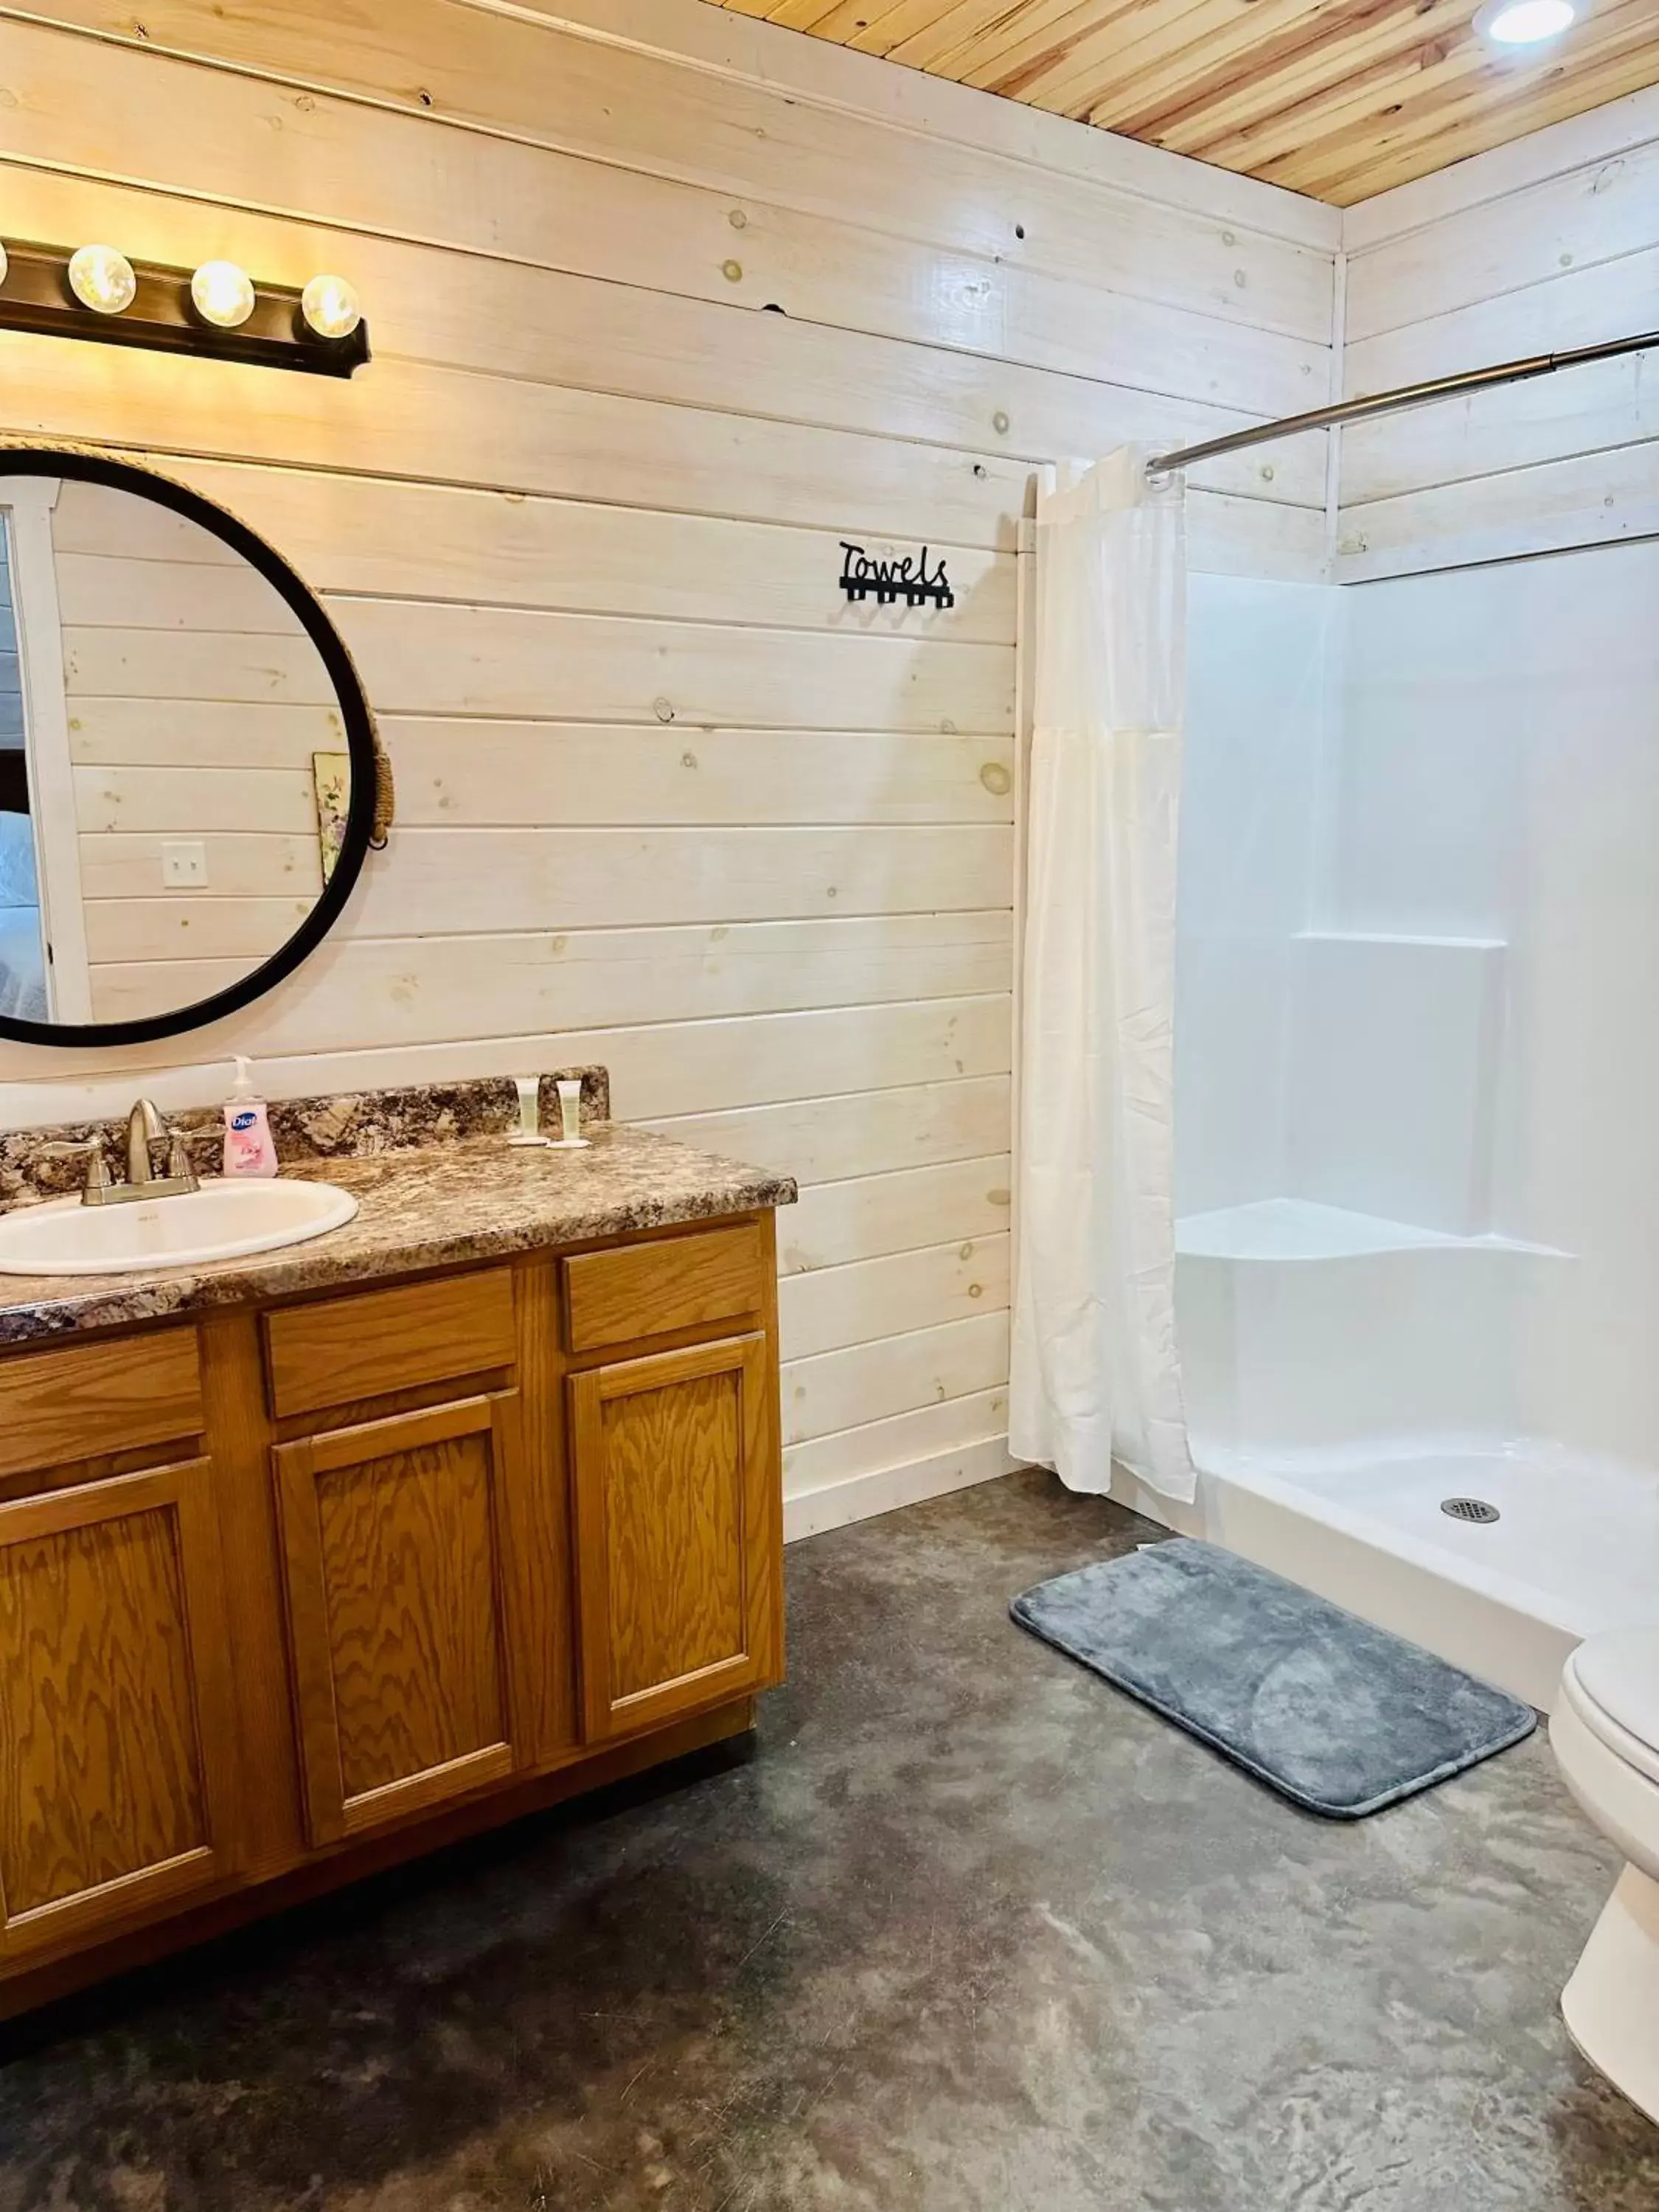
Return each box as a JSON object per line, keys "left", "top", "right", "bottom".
{"left": 0, "top": 240, "right": 370, "bottom": 378}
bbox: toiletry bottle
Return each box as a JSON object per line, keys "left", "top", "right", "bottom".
{"left": 222, "top": 1056, "right": 279, "bottom": 1178}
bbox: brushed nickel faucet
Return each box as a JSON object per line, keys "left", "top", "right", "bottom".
{"left": 45, "top": 1099, "right": 201, "bottom": 1207}
{"left": 125, "top": 1097, "right": 163, "bottom": 1187}
{"left": 113, "top": 1098, "right": 200, "bottom": 1205}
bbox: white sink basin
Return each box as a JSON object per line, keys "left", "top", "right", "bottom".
{"left": 0, "top": 1177, "right": 359, "bottom": 1276}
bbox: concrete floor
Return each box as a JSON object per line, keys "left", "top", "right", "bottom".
{"left": 1, "top": 1468, "right": 1655, "bottom": 2211}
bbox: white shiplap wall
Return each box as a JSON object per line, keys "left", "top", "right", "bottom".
{"left": 0, "top": 0, "right": 1338, "bottom": 1537}
{"left": 1338, "top": 83, "right": 1659, "bottom": 581}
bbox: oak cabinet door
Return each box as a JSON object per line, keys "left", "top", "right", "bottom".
{"left": 570, "top": 1335, "right": 782, "bottom": 1742}
{"left": 0, "top": 1461, "right": 239, "bottom": 1962}
{"left": 273, "top": 1393, "right": 533, "bottom": 1846}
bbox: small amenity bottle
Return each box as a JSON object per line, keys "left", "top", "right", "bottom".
{"left": 222, "top": 1055, "right": 279, "bottom": 1178}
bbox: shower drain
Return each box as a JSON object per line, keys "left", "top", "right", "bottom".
{"left": 1440, "top": 1496, "right": 1500, "bottom": 1526}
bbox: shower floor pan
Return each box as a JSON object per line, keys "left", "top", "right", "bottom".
{"left": 1169, "top": 1197, "right": 1649, "bottom": 1712}
{"left": 1191, "top": 1442, "right": 1659, "bottom": 1714}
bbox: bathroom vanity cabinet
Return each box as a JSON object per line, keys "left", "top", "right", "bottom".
{"left": 0, "top": 1210, "right": 784, "bottom": 2013}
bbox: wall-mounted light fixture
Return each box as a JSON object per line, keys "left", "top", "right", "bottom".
{"left": 0, "top": 240, "right": 370, "bottom": 376}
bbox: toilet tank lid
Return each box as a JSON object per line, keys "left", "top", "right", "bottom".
{"left": 1571, "top": 1629, "right": 1659, "bottom": 1755}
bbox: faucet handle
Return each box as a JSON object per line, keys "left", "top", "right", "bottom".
{"left": 39, "top": 1136, "right": 112, "bottom": 1203}
{"left": 167, "top": 1133, "right": 200, "bottom": 1193}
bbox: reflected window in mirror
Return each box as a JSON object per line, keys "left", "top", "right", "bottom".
{"left": 0, "top": 497, "right": 50, "bottom": 1024}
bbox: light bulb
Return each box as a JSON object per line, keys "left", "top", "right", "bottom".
{"left": 1474, "top": 0, "right": 1576, "bottom": 42}
{"left": 68, "top": 243, "right": 138, "bottom": 316}
{"left": 300, "top": 274, "right": 361, "bottom": 340}
{"left": 190, "top": 259, "right": 255, "bottom": 330}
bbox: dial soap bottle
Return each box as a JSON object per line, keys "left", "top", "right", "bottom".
{"left": 222, "top": 1056, "right": 279, "bottom": 1178}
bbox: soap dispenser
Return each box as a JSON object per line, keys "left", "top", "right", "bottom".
{"left": 222, "top": 1056, "right": 279, "bottom": 1178}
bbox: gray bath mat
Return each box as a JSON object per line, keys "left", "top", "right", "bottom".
{"left": 1010, "top": 1538, "right": 1536, "bottom": 1818}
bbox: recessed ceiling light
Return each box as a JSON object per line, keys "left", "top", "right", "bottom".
{"left": 1475, "top": 0, "right": 1577, "bottom": 45}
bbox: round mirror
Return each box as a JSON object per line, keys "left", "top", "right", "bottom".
{"left": 0, "top": 449, "right": 380, "bottom": 1047}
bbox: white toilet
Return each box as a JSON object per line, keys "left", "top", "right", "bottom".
{"left": 1550, "top": 1627, "right": 1659, "bottom": 2122}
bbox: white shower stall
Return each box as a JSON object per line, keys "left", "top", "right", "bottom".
{"left": 1175, "top": 545, "right": 1659, "bottom": 1708}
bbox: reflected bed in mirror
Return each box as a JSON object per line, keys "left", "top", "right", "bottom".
{"left": 0, "top": 451, "right": 380, "bottom": 1047}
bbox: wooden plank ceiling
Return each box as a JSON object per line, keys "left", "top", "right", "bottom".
{"left": 713, "top": 0, "right": 1659, "bottom": 202}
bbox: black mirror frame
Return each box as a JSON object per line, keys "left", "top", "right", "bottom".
{"left": 0, "top": 446, "right": 380, "bottom": 1050}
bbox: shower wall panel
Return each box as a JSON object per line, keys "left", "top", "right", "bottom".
{"left": 1180, "top": 540, "right": 1659, "bottom": 1479}
{"left": 1176, "top": 577, "right": 1332, "bottom": 1219}
{"left": 1342, "top": 543, "right": 1659, "bottom": 1470}
{"left": 1287, "top": 933, "right": 1505, "bottom": 1237}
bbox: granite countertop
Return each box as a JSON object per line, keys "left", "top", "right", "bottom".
{"left": 0, "top": 1122, "right": 796, "bottom": 1347}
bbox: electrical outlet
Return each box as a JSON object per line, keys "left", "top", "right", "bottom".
{"left": 161, "top": 840, "right": 208, "bottom": 888}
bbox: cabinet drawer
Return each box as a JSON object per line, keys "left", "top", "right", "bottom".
{"left": 0, "top": 1329, "right": 203, "bottom": 1482}
{"left": 563, "top": 1223, "right": 765, "bottom": 1354}
{"left": 263, "top": 1267, "right": 517, "bottom": 1419}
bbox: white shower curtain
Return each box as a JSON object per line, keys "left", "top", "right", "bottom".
{"left": 1009, "top": 449, "right": 1194, "bottom": 1505}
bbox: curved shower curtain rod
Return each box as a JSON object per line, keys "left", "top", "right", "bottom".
{"left": 1145, "top": 326, "right": 1659, "bottom": 479}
